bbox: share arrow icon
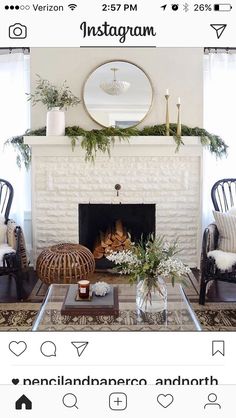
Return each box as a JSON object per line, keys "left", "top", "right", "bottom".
{"left": 210, "top": 24, "right": 227, "bottom": 39}
{"left": 71, "top": 342, "right": 89, "bottom": 357}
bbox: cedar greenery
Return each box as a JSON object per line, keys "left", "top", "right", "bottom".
{"left": 5, "top": 123, "right": 228, "bottom": 169}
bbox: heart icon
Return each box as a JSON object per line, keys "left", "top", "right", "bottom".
{"left": 157, "top": 394, "right": 174, "bottom": 408}
{"left": 9, "top": 341, "right": 27, "bottom": 357}
{"left": 12, "top": 379, "right": 19, "bottom": 385}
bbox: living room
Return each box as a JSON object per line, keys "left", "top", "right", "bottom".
{"left": 0, "top": 46, "right": 236, "bottom": 331}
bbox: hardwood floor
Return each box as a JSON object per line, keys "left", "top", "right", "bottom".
{"left": 207, "top": 281, "right": 236, "bottom": 302}
{"left": 192, "top": 268, "right": 236, "bottom": 302}
{"left": 0, "top": 269, "right": 37, "bottom": 302}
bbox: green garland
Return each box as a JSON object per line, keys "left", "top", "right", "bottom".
{"left": 5, "top": 123, "right": 228, "bottom": 169}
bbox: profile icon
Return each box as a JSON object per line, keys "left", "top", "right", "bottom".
{"left": 204, "top": 393, "right": 221, "bottom": 409}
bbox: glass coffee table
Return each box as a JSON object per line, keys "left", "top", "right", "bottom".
{"left": 32, "top": 283, "right": 201, "bottom": 331}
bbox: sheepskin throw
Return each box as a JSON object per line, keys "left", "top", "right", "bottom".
{"left": 208, "top": 249, "right": 236, "bottom": 271}
{"left": 0, "top": 244, "right": 15, "bottom": 267}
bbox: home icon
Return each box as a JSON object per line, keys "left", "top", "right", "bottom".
{"left": 15, "top": 395, "right": 32, "bottom": 410}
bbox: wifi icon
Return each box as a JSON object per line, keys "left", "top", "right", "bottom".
{"left": 68, "top": 3, "right": 77, "bottom": 10}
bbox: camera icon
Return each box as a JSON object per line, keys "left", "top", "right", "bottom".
{"left": 9, "top": 23, "right": 27, "bottom": 39}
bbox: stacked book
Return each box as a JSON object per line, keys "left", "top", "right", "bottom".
{"left": 61, "top": 284, "right": 119, "bottom": 316}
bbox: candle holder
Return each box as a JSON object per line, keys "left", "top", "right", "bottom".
{"left": 176, "top": 103, "right": 181, "bottom": 137}
{"left": 78, "top": 279, "right": 90, "bottom": 299}
{"left": 165, "top": 94, "right": 170, "bottom": 136}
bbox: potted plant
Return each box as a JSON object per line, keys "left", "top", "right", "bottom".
{"left": 106, "top": 235, "right": 190, "bottom": 313}
{"left": 27, "top": 75, "right": 80, "bottom": 136}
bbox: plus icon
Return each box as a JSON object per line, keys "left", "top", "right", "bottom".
{"left": 114, "top": 397, "right": 122, "bottom": 406}
{"left": 109, "top": 393, "right": 127, "bottom": 411}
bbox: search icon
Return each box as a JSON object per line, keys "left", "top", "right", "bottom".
{"left": 62, "top": 393, "right": 78, "bottom": 409}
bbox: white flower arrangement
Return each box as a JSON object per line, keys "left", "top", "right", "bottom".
{"left": 106, "top": 235, "right": 190, "bottom": 287}
{"left": 157, "top": 257, "right": 190, "bottom": 278}
{"left": 107, "top": 250, "right": 141, "bottom": 274}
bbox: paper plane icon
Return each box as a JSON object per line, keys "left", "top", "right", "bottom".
{"left": 161, "top": 4, "right": 167, "bottom": 10}
{"left": 210, "top": 24, "right": 227, "bottom": 39}
{"left": 71, "top": 342, "right": 89, "bottom": 357}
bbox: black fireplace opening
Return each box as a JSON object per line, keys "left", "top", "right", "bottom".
{"left": 79, "top": 204, "right": 156, "bottom": 270}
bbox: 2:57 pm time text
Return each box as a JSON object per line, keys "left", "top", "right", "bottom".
{"left": 102, "top": 3, "right": 138, "bottom": 12}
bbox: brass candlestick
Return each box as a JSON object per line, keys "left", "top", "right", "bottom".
{"left": 165, "top": 94, "right": 170, "bottom": 136}
{"left": 176, "top": 103, "right": 181, "bottom": 137}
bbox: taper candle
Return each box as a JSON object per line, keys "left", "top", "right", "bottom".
{"left": 176, "top": 102, "right": 181, "bottom": 137}
{"left": 165, "top": 91, "right": 170, "bottom": 136}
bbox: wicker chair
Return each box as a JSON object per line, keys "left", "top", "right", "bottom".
{"left": 199, "top": 178, "right": 236, "bottom": 305}
{"left": 0, "top": 178, "right": 28, "bottom": 300}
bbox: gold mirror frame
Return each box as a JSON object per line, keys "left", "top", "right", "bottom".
{"left": 82, "top": 59, "right": 154, "bottom": 128}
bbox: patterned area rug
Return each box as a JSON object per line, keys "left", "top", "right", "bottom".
{"left": 192, "top": 302, "right": 236, "bottom": 331}
{"left": 1, "top": 302, "right": 236, "bottom": 331}
{"left": 0, "top": 303, "right": 39, "bottom": 331}
{"left": 1, "top": 271, "right": 235, "bottom": 331}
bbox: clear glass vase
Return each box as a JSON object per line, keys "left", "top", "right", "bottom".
{"left": 136, "top": 276, "right": 167, "bottom": 313}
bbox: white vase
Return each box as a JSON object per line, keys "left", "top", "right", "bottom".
{"left": 46, "top": 107, "right": 65, "bottom": 136}
{"left": 136, "top": 276, "right": 167, "bottom": 313}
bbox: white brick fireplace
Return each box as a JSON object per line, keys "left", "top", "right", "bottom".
{"left": 25, "top": 136, "right": 203, "bottom": 267}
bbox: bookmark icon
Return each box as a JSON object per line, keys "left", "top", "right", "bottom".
{"left": 212, "top": 340, "right": 225, "bottom": 356}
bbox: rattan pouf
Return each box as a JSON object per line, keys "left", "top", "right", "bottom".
{"left": 36, "top": 243, "right": 95, "bottom": 284}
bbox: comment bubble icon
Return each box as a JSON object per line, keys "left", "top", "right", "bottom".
{"left": 40, "top": 341, "right": 57, "bottom": 357}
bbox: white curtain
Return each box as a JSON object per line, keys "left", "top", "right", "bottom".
{"left": 203, "top": 51, "right": 236, "bottom": 226}
{"left": 0, "top": 51, "right": 30, "bottom": 226}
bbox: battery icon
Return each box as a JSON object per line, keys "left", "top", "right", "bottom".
{"left": 214, "top": 4, "right": 232, "bottom": 11}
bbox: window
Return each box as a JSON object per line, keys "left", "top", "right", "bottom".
{"left": 0, "top": 49, "right": 30, "bottom": 225}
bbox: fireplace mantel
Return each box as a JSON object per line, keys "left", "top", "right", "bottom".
{"left": 25, "top": 136, "right": 203, "bottom": 268}
{"left": 25, "top": 136, "right": 202, "bottom": 157}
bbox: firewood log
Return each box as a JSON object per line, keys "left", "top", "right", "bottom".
{"left": 95, "top": 245, "right": 104, "bottom": 253}
{"left": 93, "top": 250, "right": 104, "bottom": 259}
{"left": 124, "top": 239, "right": 132, "bottom": 249}
{"left": 105, "top": 238, "right": 113, "bottom": 245}
{"left": 115, "top": 245, "right": 123, "bottom": 251}
{"left": 115, "top": 233, "right": 126, "bottom": 242}
{"left": 112, "top": 239, "right": 121, "bottom": 247}
{"left": 115, "top": 219, "right": 124, "bottom": 237}
{"left": 104, "top": 247, "right": 113, "bottom": 254}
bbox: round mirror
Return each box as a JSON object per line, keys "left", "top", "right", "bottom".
{"left": 83, "top": 60, "right": 153, "bottom": 128}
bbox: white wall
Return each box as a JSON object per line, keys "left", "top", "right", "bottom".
{"left": 30, "top": 48, "right": 204, "bottom": 130}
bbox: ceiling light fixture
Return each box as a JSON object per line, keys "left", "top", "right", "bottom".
{"left": 100, "top": 68, "right": 130, "bottom": 96}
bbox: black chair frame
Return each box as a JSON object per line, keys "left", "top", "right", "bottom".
{"left": 211, "top": 178, "right": 236, "bottom": 212}
{"left": 199, "top": 178, "right": 236, "bottom": 305}
{"left": 0, "top": 179, "right": 26, "bottom": 300}
{"left": 0, "top": 178, "right": 14, "bottom": 222}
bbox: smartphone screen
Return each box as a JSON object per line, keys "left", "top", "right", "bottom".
{"left": 0, "top": 1, "right": 235, "bottom": 416}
